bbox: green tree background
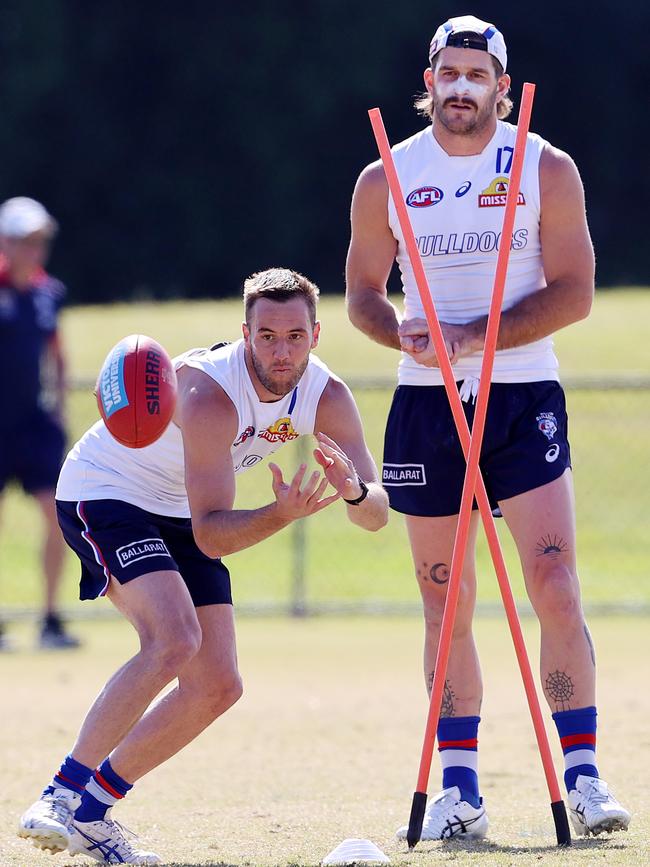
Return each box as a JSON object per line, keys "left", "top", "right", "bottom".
{"left": 0, "top": 0, "right": 646, "bottom": 302}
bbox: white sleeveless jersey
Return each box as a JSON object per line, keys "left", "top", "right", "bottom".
{"left": 56, "top": 340, "right": 332, "bottom": 517}
{"left": 387, "top": 121, "right": 558, "bottom": 385}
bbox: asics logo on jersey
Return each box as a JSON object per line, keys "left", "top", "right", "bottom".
{"left": 406, "top": 186, "right": 444, "bottom": 207}
{"left": 455, "top": 181, "right": 472, "bottom": 198}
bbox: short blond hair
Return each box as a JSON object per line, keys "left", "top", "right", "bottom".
{"left": 243, "top": 268, "right": 319, "bottom": 325}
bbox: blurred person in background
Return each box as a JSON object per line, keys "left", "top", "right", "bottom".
{"left": 0, "top": 196, "right": 79, "bottom": 649}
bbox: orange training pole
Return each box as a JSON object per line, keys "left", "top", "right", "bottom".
{"left": 368, "top": 83, "right": 570, "bottom": 849}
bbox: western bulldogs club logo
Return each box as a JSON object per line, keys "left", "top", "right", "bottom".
{"left": 536, "top": 412, "right": 558, "bottom": 441}
{"left": 234, "top": 425, "right": 255, "bottom": 446}
{"left": 406, "top": 186, "right": 444, "bottom": 208}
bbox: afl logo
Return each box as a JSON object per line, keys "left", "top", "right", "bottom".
{"left": 406, "top": 186, "right": 444, "bottom": 208}
{"left": 455, "top": 181, "right": 472, "bottom": 198}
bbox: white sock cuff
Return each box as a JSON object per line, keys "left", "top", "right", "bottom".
{"left": 439, "top": 749, "right": 478, "bottom": 772}
{"left": 85, "top": 776, "right": 118, "bottom": 807}
{"left": 564, "top": 748, "right": 597, "bottom": 770}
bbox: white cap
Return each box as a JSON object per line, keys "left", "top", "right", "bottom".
{"left": 429, "top": 15, "right": 507, "bottom": 72}
{"left": 0, "top": 197, "right": 58, "bottom": 238}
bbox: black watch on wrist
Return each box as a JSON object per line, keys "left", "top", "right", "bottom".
{"left": 343, "top": 476, "right": 369, "bottom": 506}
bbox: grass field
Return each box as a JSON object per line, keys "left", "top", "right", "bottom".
{"left": 1, "top": 289, "right": 648, "bottom": 616}
{"left": 2, "top": 615, "right": 648, "bottom": 866}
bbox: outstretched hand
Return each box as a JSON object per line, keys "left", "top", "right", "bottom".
{"left": 313, "top": 432, "right": 363, "bottom": 502}
{"left": 268, "top": 461, "right": 340, "bottom": 521}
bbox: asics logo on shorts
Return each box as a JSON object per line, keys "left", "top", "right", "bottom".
{"left": 115, "top": 538, "right": 170, "bottom": 568}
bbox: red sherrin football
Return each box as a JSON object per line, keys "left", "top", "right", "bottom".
{"left": 96, "top": 334, "right": 177, "bottom": 448}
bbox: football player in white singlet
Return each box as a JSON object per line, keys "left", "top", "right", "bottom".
{"left": 346, "top": 14, "right": 629, "bottom": 842}
{"left": 19, "top": 268, "right": 388, "bottom": 864}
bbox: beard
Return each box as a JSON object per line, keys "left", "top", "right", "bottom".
{"left": 248, "top": 346, "right": 308, "bottom": 396}
{"left": 432, "top": 87, "right": 497, "bottom": 136}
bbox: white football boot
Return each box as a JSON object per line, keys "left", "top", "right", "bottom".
{"left": 568, "top": 774, "right": 631, "bottom": 836}
{"left": 396, "top": 786, "right": 488, "bottom": 841}
{"left": 18, "top": 787, "right": 81, "bottom": 852}
{"left": 68, "top": 812, "right": 161, "bottom": 864}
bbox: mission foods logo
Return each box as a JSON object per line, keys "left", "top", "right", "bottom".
{"left": 99, "top": 342, "right": 129, "bottom": 418}
{"left": 258, "top": 417, "right": 299, "bottom": 444}
{"left": 116, "top": 537, "right": 170, "bottom": 568}
{"left": 478, "top": 176, "right": 526, "bottom": 208}
{"left": 406, "top": 186, "right": 444, "bottom": 208}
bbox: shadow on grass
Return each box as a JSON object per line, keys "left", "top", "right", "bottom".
{"left": 403, "top": 835, "right": 629, "bottom": 856}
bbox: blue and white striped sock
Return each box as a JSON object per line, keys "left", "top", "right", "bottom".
{"left": 552, "top": 706, "right": 599, "bottom": 792}
{"left": 75, "top": 758, "right": 133, "bottom": 823}
{"left": 43, "top": 754, "right": 93, "bottom": 797}
{"left": 438, "top": 715, "right": 481, "bottom": 809}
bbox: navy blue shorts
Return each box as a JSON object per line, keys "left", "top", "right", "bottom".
{"left": 56, "top": 499, "right": 232, "bottom": 607}
{"left": 0, "top": 409, "right": 65, "bottom": 494}
{"left": 382, "top": 381, "right": 571, "bottom": 517}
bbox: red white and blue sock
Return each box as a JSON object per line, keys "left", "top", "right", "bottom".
{"left": 438, "top": 715, "right": 481, "bottom": 808}
{"left": 75, "top": 758, "right": 133, "bottom": 823}
{"left": 44, "top": 754, "right": 93, "bottom": 797}
{"left": 552, "top": 705, "right": 598, "bottom": 792}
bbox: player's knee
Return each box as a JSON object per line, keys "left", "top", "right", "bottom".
{"left": 146, "top": 628, "right": 203, "bottom": 679}
{"left": 422, "top": 582, "right": 474, "bottom": 636}
{"left": 201, "top": 671, "right": 243, "bottom": 719}
{"left": 529, "top": 562, "right": 581, "bottom": 622}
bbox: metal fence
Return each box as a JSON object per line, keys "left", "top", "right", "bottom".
{"left": 4, "top": 376, "right": 648, "bottom": 621}
{"left": 222, "top": 375, "right": 650, "bottom": 618}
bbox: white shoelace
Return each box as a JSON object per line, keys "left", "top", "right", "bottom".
{"left": 43, "top": 793, "right": 75, "bottom": 825}
{"left": 105, "top": 817, "right": 139, "bottom": 847}
{"left": 586, "top": 787, "right": 610, "bottom": 805}
{"left": 459, "top": 377, "right": 480, "bottom": 404}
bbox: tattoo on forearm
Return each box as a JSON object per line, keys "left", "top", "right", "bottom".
{"left": 535, "top": 534, "right": 569, "bottom": 559}
{"left": 427, "top": 671, "right": 456, "bottom": 716}
{"left": 545, "top": 670, "right": 575, "bottom": 711}
{"left": 584, "top": 625, "right": 596, "bottom": 667}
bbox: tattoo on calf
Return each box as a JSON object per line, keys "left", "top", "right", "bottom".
{"left": 545, "top": 670, "right": 575, "bottom": 711}
{"left": 535, "top": 534, "right": 569, "bottom": 559}
{"left": 441, "top": 680, "right": 456, "bottom": 717}
{"left": 427, "top": 671, "right": 456, "bottom": 716}
{"left": 584, "top": 625, "right": 596, "bottom": 666}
